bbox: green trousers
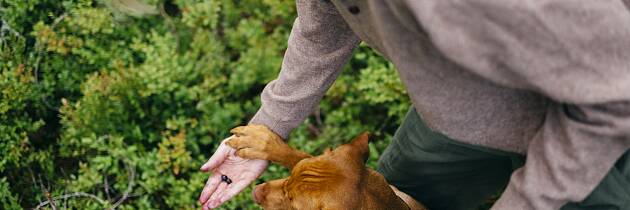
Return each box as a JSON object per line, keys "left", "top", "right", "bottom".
{"left": 377, "top": 108, "right": 630, "bottom": 210}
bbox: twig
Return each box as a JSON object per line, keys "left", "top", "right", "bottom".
{"left": 35, "top": 174, "right": 58, "bottom": 210}
{"left": 28, "top": 167, "right": 38, "bottom": 191}
{"left": 0, "top": 18, "right": 23, "bottom": 38}
{"left": 314, "top": 107, "right": 323, "bottom": 127}
{"left": 104, "top": 174, "right": 112, "bottom": 201}
{"left": 58, "top": 168, "right": 70, "bottom": 209}
{"left": 51, "top": 13, "right": 68, "bottom": 27}
{"left": 30, "top": 12, "right": 67, "bottom": 112}
{"left": 46, "top": 181, "right": 58, "bottom": 210}
{"left": 0, "top": 17, "right": 25, "bottom": 59}
{"left": 158, "top": 1, "right": 181, "bottom": 51}
{"left": 33, "top": 163, "right": 137, "bottom": 210}
{"left": 36, "top": 174, "right": 46, "bottom": 197}
{"left": 34, "top": 192, "right": 109, "bottom": 209}
{"left": 111, "top": 165, "right": 135, "bottom": 209}
{"left": 62, "top": 188, "right": 68, "bottom": 210}
{"left": 307, "top": 123, "right": 322, "bottom": 136}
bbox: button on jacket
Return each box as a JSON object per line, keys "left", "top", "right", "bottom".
{"left": 250, "top": 1, "right": 630, "bottom": 209}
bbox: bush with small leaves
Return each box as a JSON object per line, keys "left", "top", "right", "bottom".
{"left": 1, "top": 0, "right": 412, "bottom": 209}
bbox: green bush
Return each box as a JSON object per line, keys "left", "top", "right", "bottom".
{"left": 1, "top": 0, "right": 410, "bottom": 209}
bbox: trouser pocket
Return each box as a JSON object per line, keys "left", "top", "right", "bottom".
{"left": 376, "top": 107, "right": 517, "bottom": 210}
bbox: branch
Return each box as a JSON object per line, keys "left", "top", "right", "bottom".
{"left": 34, "top": 192, "right": 108, "bottom": 209}
{"left": 35, "top": 174, "right": 59, "bottom": 210}
{"left": 0, "top": 17, "right": 25, "bottom": 57}
{"left": 307, "top": 107, "right": 324, "bottom": 136}
{"left": 32, "top": 163, "right": 137, "bottom": 210}
{"left": 30, "top": 12, "right": 68, "bottom": 112}
{"left": 51, "top": 13, "right": 68, "bottom": 28}
{"left": 104, "top": 174, "right": 112, "bottom": 201}
{"left": 111, "top": 165, "right": 135, "bottom": 209}
{"left": 307, "top": 123, "right": 322, "bottom": 136}
{"left": 158, "top": 1, "right": 181, "bottom": 51}
{"left": 314, "top": 107, "right": 323, "bottom": 127}
{"left": 0, "top": 18, "right": 23, "bottom": 38}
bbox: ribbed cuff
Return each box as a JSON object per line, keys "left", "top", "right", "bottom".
{"left": 490, "top": 173, "right": 575, "bottom": 210}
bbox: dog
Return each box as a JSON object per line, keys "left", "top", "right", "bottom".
{"left": 226, "top": 125, "right": 426, "bottom": 210}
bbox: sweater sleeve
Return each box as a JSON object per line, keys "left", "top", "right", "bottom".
{"left": 249, "top": 0, "right": 360, "bottom": 139}
{"left": 491, "top": 101, "right": 630, "bottom": 209}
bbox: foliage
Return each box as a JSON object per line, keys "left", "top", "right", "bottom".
{"left": 1, "top": 0, "right": 411, "bottom": 209}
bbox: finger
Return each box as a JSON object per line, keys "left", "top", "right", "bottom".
{"left": 207, "top": 182, "right": 229, "bottom": 209}
{"left": 217, "top": 180, "right": 250, "bottom": 205}
{"left": 202, "top": 202, "right": 210, "bottom": 210}
{"left": 200, "top": 138, "right": 233, "bottom": 171}
{"left": 235, "top": 148, "right": 268, "bottom": 160}
{"left": 198, "top": 173, "right": 222, "bottom": 204}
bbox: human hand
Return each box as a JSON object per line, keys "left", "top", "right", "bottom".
{"left": 198, "top": 136, "right": 269, "bottom": 209}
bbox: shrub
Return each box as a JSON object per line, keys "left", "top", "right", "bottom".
{"left": 1, "top": 0, "right": 409, "bottom": 209}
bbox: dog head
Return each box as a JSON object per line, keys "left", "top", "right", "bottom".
{"left": 252, "top": 132, "right": 370, "bottom": 210}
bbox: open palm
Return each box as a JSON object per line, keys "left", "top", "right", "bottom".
{"left": 199, "top": 137, "right": 269, "bottom": 209}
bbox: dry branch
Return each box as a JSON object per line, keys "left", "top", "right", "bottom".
{"left": 33, "top": 164, "right": 137, "bottom": 210}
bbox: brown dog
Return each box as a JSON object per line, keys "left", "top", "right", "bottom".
{"left": 226, "top": 125, "right": 426, "bottom": 210}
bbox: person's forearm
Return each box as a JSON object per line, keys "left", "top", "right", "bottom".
{"left": 492, "top": 101, "right": 630, "bottom": 209}
{"left": 249, "top": 0, "right": 360, "bottom": 139}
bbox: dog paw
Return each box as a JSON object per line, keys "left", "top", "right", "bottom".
{"left": 226, "top": 125, "right": 286, "bottom": 161}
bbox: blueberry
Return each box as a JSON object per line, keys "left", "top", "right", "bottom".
{"left": 221, "top": 175, "right": 232, "bottom": 184}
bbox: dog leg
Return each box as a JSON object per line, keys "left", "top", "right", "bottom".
{"left": 226, "top": 125, "right": 311, "bottom": 169}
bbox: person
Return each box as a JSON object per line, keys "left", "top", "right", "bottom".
{"left": 198, "top": 1, "right": 630, "bottom": 210}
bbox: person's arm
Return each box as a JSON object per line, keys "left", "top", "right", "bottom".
{"left": 404, "top": 1, "right": 630, "bottom": 209}
{"left": 199, "top": 1, "right": 359, "bottom": 209}
{"left": 492, "top": 101, "right": 630, "bottom": 209}
{"left": 250, "top": 0, "right": 360, "bottom": 139}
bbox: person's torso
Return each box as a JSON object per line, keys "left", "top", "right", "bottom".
{"left": 328, "top": 0, "right": 550, "bottom": 154}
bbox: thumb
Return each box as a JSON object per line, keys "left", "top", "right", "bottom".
{"left": 200, "top": 137, "right": 234, "bottom": 171}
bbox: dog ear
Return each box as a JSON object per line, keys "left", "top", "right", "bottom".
{"left": 348, "top": 132, "right": 370, "bottom": 163}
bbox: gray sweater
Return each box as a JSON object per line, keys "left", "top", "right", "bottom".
{"left": 249, "top": 0, "right": 630, "bottom": 209}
